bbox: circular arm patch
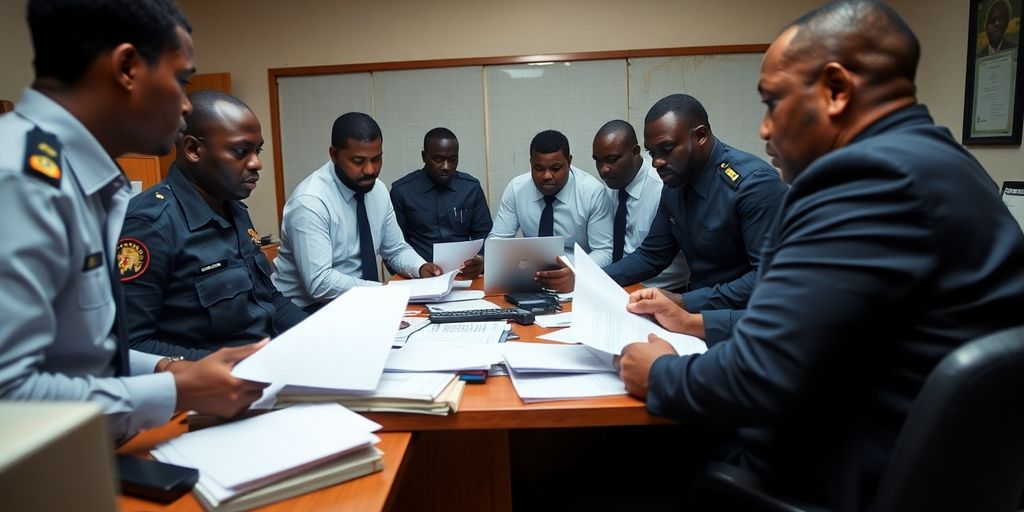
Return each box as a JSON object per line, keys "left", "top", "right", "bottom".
{"left": 117, "top": 238, "right": 150, "bottom": 282}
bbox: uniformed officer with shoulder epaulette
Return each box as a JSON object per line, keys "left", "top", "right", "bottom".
{"left": 119, "top": 90, "right": 306, "bottom": 360}
{"left": 604, "top": 94, "right": 788, "bottom": 344}
{"left": 0, "top": 0, "right": 268, "bottom": 443}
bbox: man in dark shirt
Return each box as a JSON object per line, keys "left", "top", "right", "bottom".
{"left": 119, "top": 90, "right": 306, "bottom": 360}
{"left": 390, "top": 128, "right": 491, "bottom": 278}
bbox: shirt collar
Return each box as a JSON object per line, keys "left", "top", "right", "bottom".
{"left": 689, "top": 139, "right": 723, "bottom": 200}
{"left": 15, "top": 88, "right": 126, "bottom": 196}
{"left": 413, "top": 168, "right": 457, "bottom": 193}
{"left": 326, "top": 162, "right": 360, "bottom": 204}
{"left": 622, "top": 159, "right": 653, "bottom": 200}
{"left": 530, "top": 166, "right": 578, "bottom": 205}
{"left": 167, "top": 164, "right": 232, "bottom": 230}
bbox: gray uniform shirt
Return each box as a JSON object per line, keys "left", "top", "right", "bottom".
{"left": 0, "top": 89, "right": 174, "bottom": 441}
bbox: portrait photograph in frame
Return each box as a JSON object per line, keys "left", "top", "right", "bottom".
{"left": 963, "top": 0, "right": 1023, "bottom": 145}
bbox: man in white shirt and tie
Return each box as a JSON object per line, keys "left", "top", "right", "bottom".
{"left": 273, "top": 112, "right": 443, "bottom": 312}
{"left": 489, "top": 129, "right": 614, "bottom": 291}
{"left": 593, "top": 120, "right": 690, "bottom": 291}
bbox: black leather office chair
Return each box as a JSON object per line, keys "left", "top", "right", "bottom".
{"left": 689, "top": 324, "right": 1024, "bottom": 512}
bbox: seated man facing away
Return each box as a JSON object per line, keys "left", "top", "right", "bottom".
{"left": 620, "top": 1, "right": 1024, "bottom": 509}
{"left": 592, "top": 120, "right": 690, "bottom": 292}
{"left": 273, "top": 112, "right": 442, "bottom": 312}
{"left": 489, "top": 129, "right": 614, "bottom": 292}
{"left": 390, "top": 127, "right": 492, "bottom": 279}
{"left": 0, "top": 0, "right": 268, "bottom": 443}
{"left": 119, "top": 90, "right": 306, "bottom": 360}
{"left": 603, "top": 94, "right": 787, "bottom": 344}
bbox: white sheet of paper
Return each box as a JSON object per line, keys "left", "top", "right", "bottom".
{"left": 426, "top": 298, "right": 502, "bottom": 312}
{"left": 502, "top": 342, "right": 615, "bottom": 373}
{"left": 232, "top": 286, "right": 409, "bottom": 390}
{"left": 507, "top": 369, "right": 627, "bottom": 402}
{"left": 433, "top": 239, "right": 485, "bottom": 273}
{"left": 407, "top": 321, "right": 507, "bottom": 345}
{"left": 425, "top": 289, "right": 485, "bottom": 304}
{"left": 537, "top": 326, "right": 578, "bottom": 344}
{"left": 156, "top": 404, "right": 380, "bottom": 491}
{"left": 571, "top": 243, "right": 707, "bottom": 356}
{"left": 281, "top": 372, "right": 457, "bottom": 401}
{"left": 384, "top": 343, "right": 502, "bottom": 372}
{"left": 393, "top": 317, "right": 431, "bottom": 347}
{"left": 534, "top": 312, "right": 572, "bottom": 328}
{"left": 452, "top": 280, "right": 473, "bottom": 289}
{"left": 388, "top": 270, "right": 458, "bottom": 301}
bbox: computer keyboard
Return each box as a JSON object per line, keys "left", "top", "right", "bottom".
{"left": 428, "top": 308, "right": 536, "bottom": 325}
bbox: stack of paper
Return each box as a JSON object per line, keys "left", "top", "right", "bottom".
{"left": 276, "top": 373, "right": 465, "bottom": 416}
{"left": 500, "top": 342, "right": 625, "bottom": 402}
{"left": 152, "top": 404, "right": 383, "bottom": 512}
{"left": 387, "top": 270, "right": 459, "bottom": 302}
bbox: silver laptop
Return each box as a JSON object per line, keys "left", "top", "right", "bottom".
{"left": 484, "top": 236, "right": 565, "bottom": 293}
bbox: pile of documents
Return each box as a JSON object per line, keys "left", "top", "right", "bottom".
{"left": 276, "top": 372, "right": 465, "bottom": 416}
{"left": 153, "top": 404, "right": 383, "bottom": 512}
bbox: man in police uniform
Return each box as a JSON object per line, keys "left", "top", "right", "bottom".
{"left": 620, "top": 1, "right": 1024, "bottom": 508}
{"left": 603, "top": 94, "right": 787, "bottom": 343}
{"left": 0, "top": 0, "right": 268, "bottom": 442}
{"left": 119, "top": 90, "right": 306, "bottom": 360}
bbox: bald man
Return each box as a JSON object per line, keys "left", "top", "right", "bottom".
{"left": 119, "top": 90, "right": 306, "bottom": 361}
{"left": 620, "top": 1, "right": 1024, "bottom": 508}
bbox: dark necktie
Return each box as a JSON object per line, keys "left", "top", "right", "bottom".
{"left": 612, "top": 188, "right": 628, "bottom": 262}
{"left": 539, "top": 195, "right": 556, "bottom": 237}
{"left": 109, "top": 272, "right": 129, "bottom": 376}
{"left": 355, "top": 192, "right": 379, "bottom": 281}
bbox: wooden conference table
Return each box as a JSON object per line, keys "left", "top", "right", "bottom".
{"left": 118, "top": 278, "right": 674, "bottom": 511}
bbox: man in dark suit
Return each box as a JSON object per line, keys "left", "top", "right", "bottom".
{"left": 619, "top": 1, "right": 1024, "bottom": 509}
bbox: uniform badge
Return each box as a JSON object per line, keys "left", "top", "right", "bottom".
{"left": 724, "top": 167, "right": 739, "bottom": 181}
{"left": 23, "top": 127, "right": 62, "bottom": 188}
{"left": 82, "top": 252, "right": 104, "bottom": 271}
{"left": 248, "top": 227, "right": 261, "bottom": 246}
{"left": 116, "top": 238, "right": 150, "bottom": 282}
{"left": 155, "top": 192, "right": 165, "bottom": 200}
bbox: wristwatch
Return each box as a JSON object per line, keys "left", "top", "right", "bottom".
{"left": 156, "top": 355, "right": 185, "bottom": 373}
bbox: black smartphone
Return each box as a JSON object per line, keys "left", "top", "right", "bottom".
{"left": 116, "top": 454, "right": 198, "bottom": 503}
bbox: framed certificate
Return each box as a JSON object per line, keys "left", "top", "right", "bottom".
{"left": 963, "top": 0, "right": 1023, "bottom": 145}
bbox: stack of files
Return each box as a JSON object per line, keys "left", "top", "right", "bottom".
{"left": 387, "top": 270, "right": 459, "bottom": 302}
{"left": 152, "top": 403, "right": 383, "bottom": 512}
{"left": 275, "top": 372, "right": 465, "bottom": 416}
{"left": 500, "top": 342, "right": 626, "bottom": 402}
{"left": 384, "top": 343, "right": 504, "bottom": 372}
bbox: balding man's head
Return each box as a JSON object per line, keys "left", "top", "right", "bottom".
{"left": 757, "top": 1, "right": 919, "bottom": 183}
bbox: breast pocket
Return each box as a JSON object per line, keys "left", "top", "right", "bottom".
{"left": 194, "top": 266, "right": 253, "bottom": 329}
{"left": 77, "top": 268, "right": 113, "bottom": 310}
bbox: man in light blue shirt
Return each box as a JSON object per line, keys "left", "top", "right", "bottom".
{"left": 273, "top": 113, "right": 443, "bottom": 311}
{"left": 489, "top": 130, "right": 614, "bottom": 291}
{"left": 0, "top": 0, "right": 269, "bottom": 443}
{"left": 593, "top": 120, "right": 690, "bottom": 292}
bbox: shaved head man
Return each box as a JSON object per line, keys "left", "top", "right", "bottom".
{"left": 620, "top": 1, "right": 1024, "bottom": 508}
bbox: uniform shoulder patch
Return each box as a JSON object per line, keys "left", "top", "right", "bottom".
{"left": 23, "top": 127, "right": 62, "bottom": 188}
{"left": 117, "top": 238, "right": 150, "bottom": 282}
{"left": 717, "top": 160, "right": 742, "bottom": 189}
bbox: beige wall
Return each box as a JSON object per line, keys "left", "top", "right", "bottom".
{"left": 894, "top": 0, "right": 1024, "bottom": 189}
{"left": 2, "top": 1, "right": 1020, "bottom": 233}
{"left": 178, "top": 0, "right": 822, "bottom": 234}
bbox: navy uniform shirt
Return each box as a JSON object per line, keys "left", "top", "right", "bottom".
{"left": 119, "top": 165, "right": 306, "bottom": 360}
{"left": 603, "top": 140, "right": 787, "bottom": 342}
{"left": 390, "top": 169, "right": 492, "bottom": 262}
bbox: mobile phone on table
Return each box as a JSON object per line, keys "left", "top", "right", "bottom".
{"left": 116, "top": 454, "right": 198, "bottom": 502}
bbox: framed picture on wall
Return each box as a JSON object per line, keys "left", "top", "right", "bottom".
{"left": 963, "top": 0, "right": 1023, "bottom": 145}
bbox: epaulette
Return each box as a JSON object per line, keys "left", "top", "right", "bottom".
{"left": 716, "top": 160, "right": 743, "bottom": 190}
{"left": 127, "top": 184, "right": 173, "bottom": 221}
{"left": 23, "top": 127, "right": 62, "bottom": 188}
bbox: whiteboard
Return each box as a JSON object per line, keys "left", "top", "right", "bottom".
{"left": 276, "top": 52, "right": 767, "bottom": 216}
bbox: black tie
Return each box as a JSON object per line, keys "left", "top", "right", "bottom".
{"left": 613, "top": 188, "right": 628, "bottom": 262}
{"left": 355, "top": 192, "right": 379, "bottom": 281}
{"left": 109, "top": 271, "right": 129, "bottom": 376}
{"left": 539, "top": 195, "right": 556, "bottom": 237}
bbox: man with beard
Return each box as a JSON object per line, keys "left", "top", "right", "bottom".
{"left": 119, "top": 90, "right": 306, "bottom": 360}
{"left": 273, "top": 112, "right": 443, "bottom": 312}
{"left": 604, "top": 94, "right": 787, "bottom": 343}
